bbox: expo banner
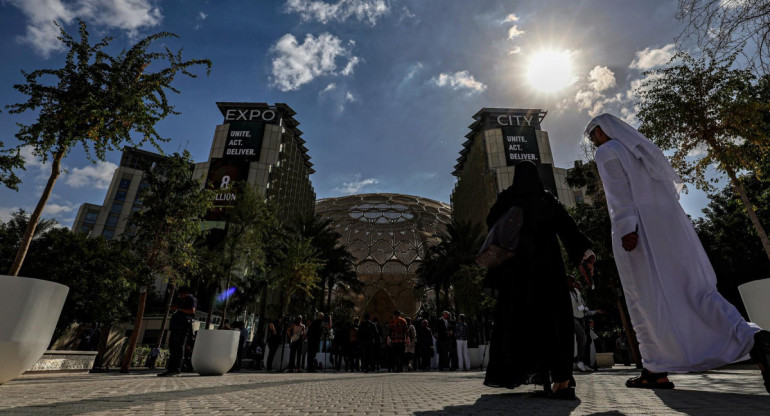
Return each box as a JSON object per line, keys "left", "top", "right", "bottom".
{"left": 224, "top": 121, "right": 265, "bottom": 160}
{"left": 501, "top": 125, "right": 540, "bottom": 166}
{"left": 204, "top": 158, "right": 250, "bottom": 221}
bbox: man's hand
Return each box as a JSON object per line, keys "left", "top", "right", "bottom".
{"left": 621, "top": 232, "right": 638, "bottom": 251}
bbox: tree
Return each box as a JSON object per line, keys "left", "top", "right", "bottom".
{"left": 3, "top": 20, "right": 210, "bottom": 277}
{"left": 677, "top": 0, "right": 770, "bottom": 73}
{"left": 416, "top": 219, "right": 484, "bottom": 311}
{"left": 636, "top": 51, "right": 770, "bottom": 262}
{"left": 289, "top": 213, "right": 360, "bottom": 312}
{"left": 216, "top": 182, "right": 273, "bottom": 327}
{"left": 120, "top": 151, "right": 214, "bottom": 373}
{"left": 272, "top": 237, "right": 323, "bottom": 316}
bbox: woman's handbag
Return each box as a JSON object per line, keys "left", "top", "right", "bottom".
{"left": 475, "top": 205, "right": 523, "bottom": 268}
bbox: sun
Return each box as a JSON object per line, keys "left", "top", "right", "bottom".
{"left": 526, "top": 50, "right": 573, "bottom": 93}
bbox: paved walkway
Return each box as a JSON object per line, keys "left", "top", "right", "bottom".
{"left": 0, "top": 365, "right": 767, "bottom": 415}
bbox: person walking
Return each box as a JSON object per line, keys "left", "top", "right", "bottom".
{"left": 358, "top": 313, "right": 377, "bottom": 372}
{"left": 481, "top": 161, "right": 594, "bottom": 400}
{"left": 585, "top": 113, "right": 770, "bottom": 392}
{"left": 158, "top": 286, "right": 196, "bottom": 377}
{"left": 569, "top": 276, "right": 603, "bottom": 372}
{"left": 417, "top": 319, "right": 434, "bottom": 372}
{"left": 437, "top": 311, "right": 452, "bottom": 371}
{"left": 306, "top": 312, "right": 325, "bottom": 373}
{"left": 455, "top": 314, "right": 471, "bottom": 371}
{"left": 388, "top": 310, "right": 408, "bottom": 372}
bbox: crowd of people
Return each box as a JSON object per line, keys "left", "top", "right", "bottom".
{"left": 263, "top": 310, "right": 478, "bottom": 374}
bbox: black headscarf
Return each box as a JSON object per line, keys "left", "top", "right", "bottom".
{"left": 486, "top": 161, "right": 545, "bottom": 229}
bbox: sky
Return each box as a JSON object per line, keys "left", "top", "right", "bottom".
{"left": 0, "top": 0, "right": 714, "bottom": 227}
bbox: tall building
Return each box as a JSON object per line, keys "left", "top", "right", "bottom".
{"left": 193, "top": 102, "right": 315, "bottom": 226}
{"left": 451, "top": 108, "right": 586, "bottom": 228}
{"left": 72, "top": 148, "right": 168, "bottom": 240}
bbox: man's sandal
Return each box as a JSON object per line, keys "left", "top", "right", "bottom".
{"left": 626, "top": 369, "right": 674, "bottom": 389}
{"left": 749, "top": 330, "right": 770, "bottom": 394}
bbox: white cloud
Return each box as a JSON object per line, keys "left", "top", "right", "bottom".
{"left": 198, "top": 11, "right": 208, "bottom": 20}
{"left": 270, "top": 33, "right": 360, "bottom": 91}
{"left": 334, "top": 174, "right": 379, "bottom": 194}
{"left": 503, "top": 13, "right": 519, "bottom": 23}
{"left": 7, "top": 0, "right": 162, "bottom": 57}
{"left": 63, "top": 160, "right": 118, "bottom": 189}
{"left": 285, "top": 0, "right": 389, "bottom": 25}
{"left": 43, "top": 202, "right": 76, "bottom": 216}
{"left": 431, "top": 70, "right": 487, "bottom": 93}
{"left": 320, "top": 83, "right": 337, "bottom": 94}
{"left": 345, "top": 91, "right": 356, "bottom": 102}
{"left": 0, "top": 206, "right": 23, "bottom": 223}
{"left": 76, "top": 0, "right": 162, "bottom": 37}
{"left": 509, "top": 46, "right": 522, "bottom": 54}
{"left": 588, "top": 66, "right": 616, "bottom": 92}
{"left": 508, "top": 25, "right": 525, "bottom": 39}
{"left": 629, "top": 43, "right": 676, "bottom": 70}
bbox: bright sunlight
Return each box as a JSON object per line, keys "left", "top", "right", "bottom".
{"left": 526, "top": 50, "right": 573, "bottom": 93}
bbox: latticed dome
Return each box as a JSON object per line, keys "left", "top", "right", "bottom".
{"left": 315, "top": 194, "right": 452, "bottom": 322}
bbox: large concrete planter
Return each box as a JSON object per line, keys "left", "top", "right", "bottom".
{"left": 738, "top": 278, "right": 770, "bottom": 330}
{"left": 191, "top": 329, "right": 239, "bottom": 376}
{"left": 0, "top": 275, "right": 69, "bottom": 385}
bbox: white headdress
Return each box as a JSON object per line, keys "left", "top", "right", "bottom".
{"left": 585, "top": 113, "right": 684, "bottom": 199}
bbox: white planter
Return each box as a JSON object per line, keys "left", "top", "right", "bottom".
{"left": 477, "top": 344, "right": 490, "bottom": 369}
{"left": 191, "top": 329, "right": 239, "bottom": 376}
{"left": 469, "top": 347, "right": 480, "bottom": 368}
{"left": 0, "top": 275, "right": 68, "bottom": 384}
{"left": 738, "top": 278, "right": 770, "bottom": 330}
{"left": 595, "top": 352, "right": 615, "bottom": 368}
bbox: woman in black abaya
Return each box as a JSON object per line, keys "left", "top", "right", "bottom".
{"left": 483, "top": 161, "right": 594, "bottom": 399}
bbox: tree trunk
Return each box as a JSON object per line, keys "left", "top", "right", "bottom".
{"left": 120, "top": 286, "right": 148, "bottom": 373}
{"left": 326, "top": 277, "right": 335, "bottom": 312}
{"left": 156, "top": 283, "right": 176, "bottom": 348}
{"left": 205, "top": 292, "right": 215, "bottom": 329}
{"left": 609, "top": 279, "right": 642, "bottom": 368}
{"left": 220, "top": 267, "right": 232, "bottom": 328}
{"left": 724, "top": 166, "right": 770, "bottom": 261}
{"left": 8, "top": 148, "right": 65, "bottom": 276}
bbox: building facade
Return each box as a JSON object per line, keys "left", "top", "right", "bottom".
{"left": 451, "top": 108, "right": 586, "bottom": 229}
{"left": 192, "top": 102, "right": 315, "bottom": 227}
{"left": 72, "top": 148, "right": 168, "bottom": 240}
{"left": 315, "top": 194, "right": 452, "bottom": 324}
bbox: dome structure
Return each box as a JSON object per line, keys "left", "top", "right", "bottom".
{"left": 315, "top": 194, "right": 452, "bottom": 323}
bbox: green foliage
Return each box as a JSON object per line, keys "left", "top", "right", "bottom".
{"left": 0, "top": 212, "right": 135, "bottom": 335}
{"left": 416, "top": 219, "right": 485, "bottom": 310}
{"left": 6, "top": 20, "right": 211, "bottom": 163}
{"left": 127, "top": 151, "right": 214, "bottom": 285}
{"left": 450, "top": 264, "right": 495, "bottom": 320}
{"left": 636, "top": 51, "right": 770, "bottom": 192}
{"left": 272, "top": 237, "right": 323, "bottom": 315}
{"left": 129, "top": 345, "right": 169, "bottom": 368}
{"left": 0, "top": 142, "right": 23, "bottom": 190}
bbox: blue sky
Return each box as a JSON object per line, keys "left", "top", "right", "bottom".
{"left": 0, "top": 0, "right": 713, "bottom": 227}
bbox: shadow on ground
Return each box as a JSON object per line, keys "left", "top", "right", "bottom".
{"left": 654, "top": 388, "right": 769, "bottom": 416}
{"left": 414, "top": 393, "right": 581, "bottom": 416}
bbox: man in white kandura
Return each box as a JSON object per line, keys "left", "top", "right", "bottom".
{"left": 585, "top": 113, "right": 770, "bottom": 392}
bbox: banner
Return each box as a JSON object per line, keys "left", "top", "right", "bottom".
{"left": 501, "top": 126, "right": 540, "bottom": 166}
{"left": 204, "top": 158, "right": 250, "bottom": 221}
{"left": 224, "top": 121, "right": 265, "bottom": 160}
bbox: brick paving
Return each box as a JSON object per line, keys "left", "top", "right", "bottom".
{"left": 0, "top": 365, "right": 767, "bottom": 415}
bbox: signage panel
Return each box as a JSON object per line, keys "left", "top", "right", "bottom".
{"left": 224, "top": 121, "right": 264, "bottom": 160}
{"left": 204, "top": 158, "right": 250, "bottom": 221}
{"left": 501, "top": 125, "right": 540, "bottom": 166}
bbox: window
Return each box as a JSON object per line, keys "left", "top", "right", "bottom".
{"left": 115, "top": 191, "right": 127, "bottom": 201}
{"left": 80, "top": 225, "right": 92, "bottom": 232}
{"left": 110, "top": 203, "right": 123, "bottom": 213}
{"left": 106, "top": 214, "right": 119, "bottom": 227}
{"left": 84, "top": 212, "right": 98, "bottom": 223}
{"left": 119, "top": 178, "right": 132, "bottom": 189}
{"left": 102, "top": 229, "right": 115, "bottom": 239}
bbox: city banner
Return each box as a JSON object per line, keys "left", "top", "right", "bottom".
{"left": 501, "top": 125, "right": 540, "bottom": 166}
{"left": 204, "top": 158, "right": 250, "bottom": 221}
{"left": 224, "top": 121, "right": 265, "bottom": 160}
